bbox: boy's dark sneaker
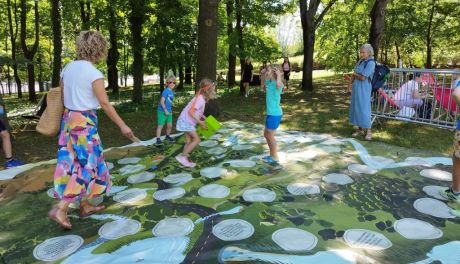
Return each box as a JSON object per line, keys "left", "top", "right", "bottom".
{"left": 165, "top": 135, "right": 175, "bottom": 143}
{"left": 155, "top": 138, "right": 163, "bottom": 146}
{"left": 439, "top": 187, "right": 460, "bottom": 203}
{"left": 5, "top": 159, "right": 24, "bottom": 169}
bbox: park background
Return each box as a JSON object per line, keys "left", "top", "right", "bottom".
{"left": 0, "top": 0, "right": 459, "bottom": 164}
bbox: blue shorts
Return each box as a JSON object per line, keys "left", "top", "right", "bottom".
{"left": 265, "top": 115, "right": 282, "bottom": 130}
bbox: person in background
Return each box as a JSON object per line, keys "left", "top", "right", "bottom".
{"left": 155, "top": 75, "right": 176, "bottom": 145}
{"left": 281, "top": 57, "right": 291, "bottom": 89}
{"left": 0, "top": 104, "right": 24, "bottom": 168}
{"left": 242, "top": 58, "right": 253, "bottom": 98}
{"left": 345, "top": 43, "right": 376, "bottom": 141}
{"left": 441, "top": 71, "right": 460, "bottom": 203}
{"left": 49, "top": 30, "right": 135, "bottom": 230}
{"left": 393, "top": 73, "right": 425, "bottom": 108}
{"left": 260, "top": 61, "right": 269, "bottom": 92}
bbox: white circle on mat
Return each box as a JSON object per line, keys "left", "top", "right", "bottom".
{"left": 218, "top": 128, "right": 232, "bottom": 133}
{"left": 119, "top": 164, "right": 146, "bottom": 175}
{"left": 422, "top": 186, "right": 448, "bottom": 201}
{"left": 413, "top": 198, "right": 455, "bottom": 218}
{"left": 199, "top": 140, "right": 218, "bottom": 148}
{"left": 209, "top": 134, "right": 222, "bottom": 140}
{"left": 33, "top": 235, "right": 84, "bottom": 262}
{"left": 117, "top": 157, "right": 141, "bottom": 165}
{"left": 47, "top": 188, "right": 55, "bottom": 198}
{"left": 243, "top": 188, "right": 276, "bottom": 202}
{"left": 225, "top": 160, "right": 256, "bottom": 168}
{"left": 207, "top": 147, "right": 227, "bottom": 155}
{"left": 232, "top": 144, "right": 253, "bottom": 151}
{"left": 106, "top": 162, "right": 115, "bottom": 170}
{"left": 200, "top": 167, "right": 228, "bottom": 178}
{"left": 212, "top": 219, "right": 255, "bottom": 241}
{"left": 287, "top": 183, "right": 320, "bottom": 195}
{"left": 198, "top": 184, "right": 230, "bottom": 198}
{"left": 152, "top": 217, "right": 194, "bottom": 237}
{"left": 343, "top": 229, "right": 392, "bottom": 250}
{"left": 420, "top": 169, "right": 452, "bottom": 181}
{"left": 127, "top": 172, "right": 155, "bottom": 184}
{"left": 272, "top": 228, "right": 318, "bottom": 251}
{"left": 322, "top": 173, "right": 354, "bottom": 185}
{"left": 319, "top": 146, "right": 341, "bottom": 153}
{"left": 98, "top": 219, "right": 141, "bottom": 240}
{"left": 348, "top": 164, "right": 377, "bottom": 174}
{"left": 113, "top": 188, "right": 147, "bottom": 204}
{"left": 393, "top": 218, "right": 443, "bottom": 240}
{"left": 163, "top": 173, "right": 193, "bottom": 185}
{"left": 153, "top": 187, "right": 186, "bottom": 201}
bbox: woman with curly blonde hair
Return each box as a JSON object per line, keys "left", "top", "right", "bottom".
{"left": 48, "top": 30, "right": 136, "bottom": 229}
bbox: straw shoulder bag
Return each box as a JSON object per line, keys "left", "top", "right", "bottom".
{"left": 36, "top": 87, "right": 64, "bottom": 136}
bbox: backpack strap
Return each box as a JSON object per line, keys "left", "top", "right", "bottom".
{"left": 362, "top": 58, "right": 375, "bottom": 83}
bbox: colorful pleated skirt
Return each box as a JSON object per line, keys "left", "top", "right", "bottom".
{"left": 53, "top": 109, "right": 111, "bottom": 202}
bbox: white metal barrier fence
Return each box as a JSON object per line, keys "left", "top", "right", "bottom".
{"left": 371, "top": 68, "right": 460, "bottom": 129}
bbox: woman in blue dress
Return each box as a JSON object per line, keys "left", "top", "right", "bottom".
{"left": 346, "top": 43, "right": 376, "bottom": 141}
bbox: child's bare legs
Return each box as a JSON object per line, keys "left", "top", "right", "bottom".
{"left": 49, "top": 200, "right": 72, "bottom": 229}
{"left": 182, "top": 131, "right": 200, "bottom": 159}
{"left": 156, "top": 125, "right": 163, "bottom": 139}
{"left": 244, "top": 82, "right": 249, "bottom": 97}
{"left": 166, "top": 122, "right": 172, "bottom": 136}
{"left": 0, "top": 130, "right": 12, "bottom": 159}
{"left": 264, "top": 128, "right": 278, "bottom": 161}
{"left": 453, "top": 155, "right": 460, "bottom": 192}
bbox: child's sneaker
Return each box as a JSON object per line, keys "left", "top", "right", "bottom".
{"left": 165, "top": 135, "right": 175, "bottom": 143}
{"left": 262, "top": 156, "right": 279, "bottom": 165}
{"left": 439, "top": 187, "right": 460, "bottom": 203}
{"left": 5, "top": 159, "right": 24, "bottom": 169}
{"left": 175, "top": 155, "right": 194, "bottom": 167}
{"left": 155, "top": 138, "right": 163, "bottom": 146}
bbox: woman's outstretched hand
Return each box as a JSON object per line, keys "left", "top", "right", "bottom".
{"left": 120, "top": 125, "right": 134, "bottom": 140}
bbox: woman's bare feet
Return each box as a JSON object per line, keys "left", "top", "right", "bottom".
{"left": 48, "top": 205, "right": 72, "bottom": 230}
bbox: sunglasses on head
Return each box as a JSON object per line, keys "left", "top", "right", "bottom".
{"left": 167, "top": 81, "right": 176, "bottom": 84}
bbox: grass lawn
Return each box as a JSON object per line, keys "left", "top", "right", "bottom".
{"left": 1, "top": 72, "right": 453, "bottom": 165}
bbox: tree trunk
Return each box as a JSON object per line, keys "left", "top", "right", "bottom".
{"left": 425, "top": 0, "right": 436, "bottom": 69}
{"left": 235, "top": 0, "right": 245, "bottom": 95}
{"left": 129, "top": 0, "right": 146, "bottom": 103}
{"left": 38, "top": 52, "right": 44, "bottom": 92}
{"left": 51, "top": 0, "right": 62, "bottom": 87}
{"left": 226, "top": 0, "right": 236, "bottom": 87}
{"left": 159, "top": 65, "right": 165, "bottom": 93}
{"left": 395, "top": 41, "right": 400, "bottom": 61}
{"left": 368, "top": 0, "right": 390, "bottom": 61}
{"left": 107, "top": 0, "right": 119, "bottom": 95}
{"left": 178, "top": 63, "right": 184, "bottom": 90}
{"left": 185, "top": 66, "right": 192, "bottom": 84}
{"left": 299, "top": 0, "right": 337, "bottom": 92}
{"left": 7, "top": 0, "right": 22, "bottom": 98}
{"left": 80, "top": 0, "right": 91, "bottom": 30}
{"left": 196, "top": 0, "right": 219, "bottom": 89}
{"left": 20, "top": 0, "right": 39, "bottom": 102}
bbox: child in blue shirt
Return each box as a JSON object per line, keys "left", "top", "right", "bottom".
{"left": 155, "top": 76, "right": 176, "bottom": 145}
{"left": 262, "top": 65, "right": 284, "bottom": 165}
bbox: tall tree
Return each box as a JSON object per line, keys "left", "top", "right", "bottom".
{"left": 7, "top": 0, "right": 22, "bottom": 98}
{"left": 79, "top": 0, "right": 91, "bottom": 30}
{"left": 51, "top": 0, "right": 62, "bottom": 87}
{"left": 196, "top": 0, "right": 219, "bottom": 85}
{"left": 128, "top": 0, "right": 146, "bottom": 103}
{"left": 20, "top": 0, "right": 40, "bottom": 102}
{"left": 368, "top": 0, "right": 390, "bottom": 61}
{"left": 299, "top": 0, "right": 337, "bottom": 91}
{"left": 106, "top": 0, "right": 119, "bottom": 94}
{"left": 226, "top": 0, "right": 236, "bottom": 87}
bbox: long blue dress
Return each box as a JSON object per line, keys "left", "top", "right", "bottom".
{"left": 349, "top": 57, "right": 375, "bottom": 129}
